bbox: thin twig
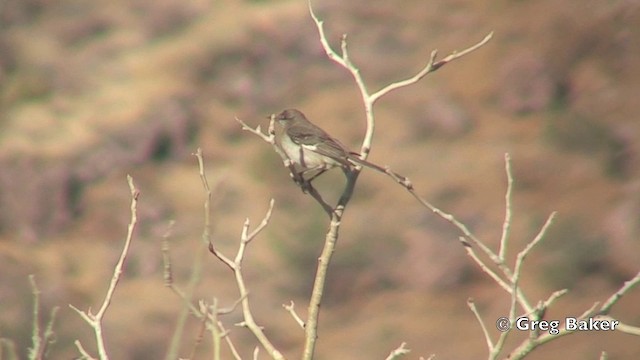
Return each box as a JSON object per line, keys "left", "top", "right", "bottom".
{"left": 218, "top": 321, "right": 242, "bottom": 360}
{"left": 539, "top": 289, "right": 569, "bottom": 313}
{"left": 499, "top": 153, "right": 513, "bottom": 260}
{"left": 513, "top": 212, "right": 557, "bottom": 279}
{"left": 28, "top": 275, "right": 42, "bottom": 360}
{"left": 69, "top": 175, "right": 139, "bottom": 360}
{"left": 188, "top": 301, "right": 209, "bottom": 360}
{"left": 74, "top": 340, "right": 96, "bottom": 360}
{"left": 385, "top": 342, "right": 411, "bottom": 360}
{"left": 404, "top": 181, "right": 531, "bottom": 313}
{"left": 163, "top": 149, "right": 216, "bottom": 360}
{"left": 508, "top": 211, "right": 556, "bottom": 325}
{"left": 600, "top": 270, "right": 640, "bottom": 314}
{"left": 283, "top": 301, "right": 306, "bottom": 329}
{"left": 597, "top": 316, "right": 640, "bottom": 336}
{"left": 28, "top": 275, "right": 58, "bottom": 360}
{"left": 372, "top": 32, "right": 493, "bottom": 103}
{"left": 459, "top": 237, "right": 511, "bottom": 293}
{"left": 467, "top": 298, "right": 494, "bottom": 353}
{"left": 210, "top": 199, "right": 283, "bottom": 359}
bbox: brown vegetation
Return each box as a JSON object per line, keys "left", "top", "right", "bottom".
{"left": 1, "top": 0, "right": 639, "bottom": 359}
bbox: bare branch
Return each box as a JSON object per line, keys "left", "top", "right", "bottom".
{"left": 28, "top": 275, "right": 43, "bottom": 360}
{"left": 498, "top": 153, "right": 513, "bottom": 260}
{"left": 283, "top": 301, "right": 305, "bottom": 329}
{"left": 218, "top": 321, "right": 242, "bottom": 360}
{"left": 70, "top": 175, "right": 139, "bottom": 360}
{"left": 505, "top": 280, "right": 640, "bottom": 360}
{"left": 508, "top": 211, "right": 556, "bottom": 328}
{"left": 407, "top": 186, "right": 532, "bottom": 313}
{"left": 161, "top": 220, "right": 213, "bottom": 319}
{"left": 459, "top": 237, "right": 511, "bottom": 293}
{"left": 74, "top": 340, "right": 96, "bottom": 360}
{"left": 209, "top": 198, "right": 283, "bottom": 359}
{"left": 28, "top": 275, "right": 59, "bottom": 360}
{"left": 308, "top": 1, "right": 347, "bottom": 69}
{"left": 161, "top": 221, "right": 176, "bottom": 287}
{"left": 163, "top": 149, "right": 221, "bottom": 360}
{"left": 99, "top": 175, "right": 139, "bottom": 319}
{"left": 309, "top": 1, "right": 492, "bottom": 157}
{"left": 514, "top": 212, "right": 556, "bottom": 276}
{"left": 432, "top": 32, "right": 494, "bottom": 69}
{"left": 597, "top": 316, "right": 640, "bottom": 336}
{"left": 370, "top": 32, "right": 493, "bottom": 103}
{"left": 385, "top": 342, "right": 411, "bottom": 360}
{"left": 600, "top": 270, "right": 640, "bottom": 314}
{"left": 218, "top": 294, "right": 247, "bottom": 315}
{"left": 188, "top": 302, "right": 209, "bottom": 360}
{"left": 235, "top": 116, "right": 273, "bottom": 142}
{"left": 467, "top": 298, "right": 494, "bottom": 353}
{"left": 246, "top": 199, "right": 276, "bottom": 242}
{"left": 539, "top": 289, "right": 569, "bottom": 313}
{"left": 199, "top": 299, "right": 242, "bottom": 360}
{"left": 302, "top": 224, "right": 336, "bottom": 358}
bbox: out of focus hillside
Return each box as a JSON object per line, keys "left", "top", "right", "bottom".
{"left": 1, "top": 0, "right": 639, "bottom": 359}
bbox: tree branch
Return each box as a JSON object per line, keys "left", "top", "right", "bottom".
{"left": 70, "top": 175, "right": 139, "bottom": 360}
{"left": 209, "top": 198, "right": 283, "bottom": 360}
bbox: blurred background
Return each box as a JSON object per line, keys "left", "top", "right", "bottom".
{"left": 1, "top": 0, "right": 639, "bottom": 358}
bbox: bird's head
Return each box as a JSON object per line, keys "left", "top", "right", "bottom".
{"left": 273, "top": 108, "right": 305, "bottom": 125}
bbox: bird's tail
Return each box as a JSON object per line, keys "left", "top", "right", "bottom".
{"left": 347, "top": 155, "right": 407, "bottom": 182}
{"left": 347, "top": 155, "right": 387, "bottom": 173}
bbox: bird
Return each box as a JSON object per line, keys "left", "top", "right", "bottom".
{"left": 274, "top": 108, "right": 392, "bottom": 182}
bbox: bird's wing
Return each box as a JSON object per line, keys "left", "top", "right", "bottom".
{"left": 287, "top": 123, "right": 352, "bottom": 166}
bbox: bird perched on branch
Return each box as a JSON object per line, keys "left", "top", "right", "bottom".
{"left": 274, "top": 108, "right": 395, "bottom": 182}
